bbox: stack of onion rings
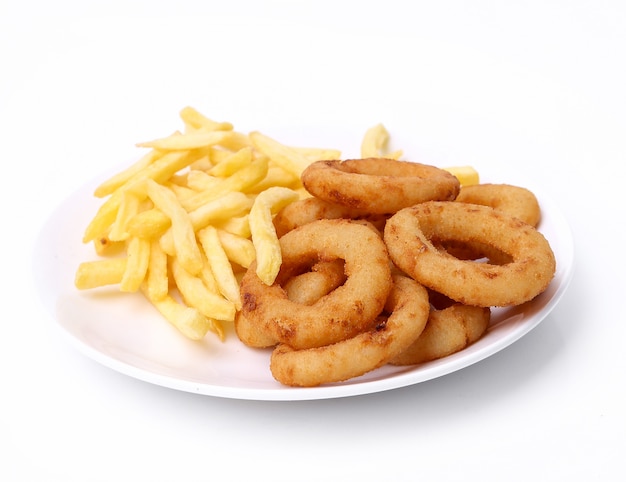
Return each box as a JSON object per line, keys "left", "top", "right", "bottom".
{"left": 235, "top": 157, "right": 556, "bottom": 387}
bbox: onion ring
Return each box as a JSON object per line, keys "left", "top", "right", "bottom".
{"left": 270, "top": 274, "right": 430, "bottom": 387}
{"left": 273, "top": 196, "right": 388, "bottom": 238}
{"left": 390, "top": 302, "right": 490, "bottom": 366}
{"left": 384, "top": 201, "right": 556, "bottom": 307}
{"left": 455, "top": 183, "right": 541, "bottom": 226}
{"left": 301, "top": 158, "right": 461, "bottom": 214}
{"left": 239, "top": 219, "right": 392, "bottom": 349}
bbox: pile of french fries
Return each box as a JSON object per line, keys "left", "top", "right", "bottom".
{"left": 75, "top": 106, "right": 477, "bottom": 342}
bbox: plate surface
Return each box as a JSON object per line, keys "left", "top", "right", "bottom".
{"left": 34, "top": 161, "right": 574, "bottom": 401}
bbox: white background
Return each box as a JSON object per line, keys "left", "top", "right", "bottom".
{"left": 2, "top": 1, "right": 625, "bottom": 481}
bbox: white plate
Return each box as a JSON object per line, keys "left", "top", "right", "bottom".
{"left": 34, "top": 164, "right": 574, "bottom": 401}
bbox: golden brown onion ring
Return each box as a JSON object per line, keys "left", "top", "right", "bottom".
{"left": 240, "top": 219, "right": 392, "bottom": 350}
{"left": 301, "top": 158, "right": 460, "bottom": 214}
{"left": 270, "top": 275, "right": 430, "bottom": 387}
{"left": 384, "top": 201, "right": 556, "bottom": 307}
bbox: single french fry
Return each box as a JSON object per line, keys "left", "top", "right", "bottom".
{"left": 170, "top": 258, "right": 236, "bottom": 322}
{"left": 179, "top": 106, "right": 234, "bottom": 132}
{"left": 197, "top": 253, "right": 221, "bottom": 294}
{"left": 144, "top": 240, "right": 169, "bottom": 301}
{"left": 197, "top": 226, "right": 242, "bottom": 309}
{"left": 145, "top": 179, "right": 203, "bottom": 275}
{"left": 361, "top": 123, "right": 403, "bottom": 159}
{"left": 249, "top": 186, "right": 300, "bottom": 285}
{"left": 75, "top": 258, "right": 127, "bottom": 289}
{"left": 120, "top": 236, "right": 151, "bottom": 292}
{"left": 361, "top": 123, "right": 388, "bottom": 157}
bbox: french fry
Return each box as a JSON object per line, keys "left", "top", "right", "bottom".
{"left": 197, "top": 253, "right": 221, "bottom": 294}
{"left": 361, "top": 123, "right": 403, "bottom": 159}
{"left": 144, "top": 239, "right": 169, "bottom": 301}
{"left": 170, "top": 257, "right": 236, "bottom": 322}
{"left": 197, "top": 226, "right": 242, "bottom": 310}
{"left": 145, "top": 179, "right": 203, "bottom": 275}
{"left": 179, "top": 106, "right": 234, "bottom": 132}
{"left": 120, "top": 236, "right": 151, "bottom": 292}
{"left": 249, "top": 186, "right": 300, "bottom": 285}
{"left": 75, "top": 258, "right": 127, "bottom": 289}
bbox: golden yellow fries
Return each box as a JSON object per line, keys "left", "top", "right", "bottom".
{"left": 75, "top": 106, "right": 337, "bottom": 341}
